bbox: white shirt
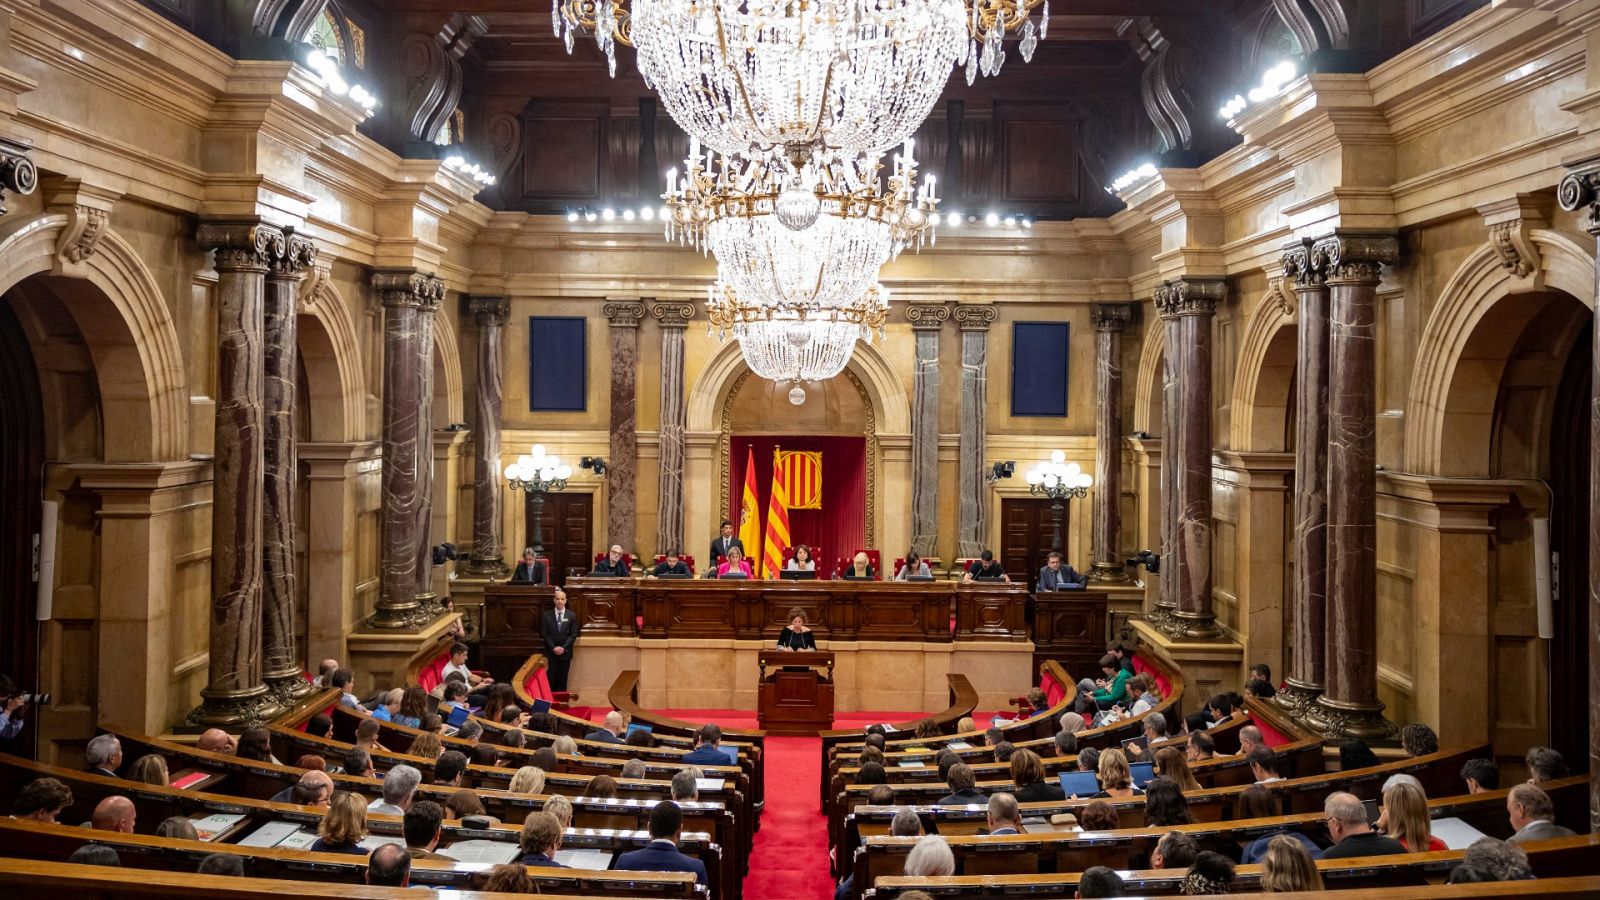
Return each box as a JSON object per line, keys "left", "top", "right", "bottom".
{"left": 367, "top": 799, "right": 405, "bottom": 817}
{"left": 785, "top": 559, "right": 815, "bottom": 571}
{"left": 441, "top": 661, "right": 472, "bottom": 682}
{"left": 1130, "top": 693, "right": 1157, "bottom": 716}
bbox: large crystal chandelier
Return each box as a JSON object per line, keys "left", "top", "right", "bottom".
{"left": 706, "top": 280, "right": 890, "bottom": 401}
{"left": 553, "top": 0, "right": 1051, "bottom": 159}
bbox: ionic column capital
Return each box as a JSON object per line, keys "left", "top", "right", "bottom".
{"left": 1153, "top": 278, "right": 1225, "bottom": 318}
{"left": 651, "top": 301, "right": 697, "bottom": 329}
{"left": 1311, "top": 232, "right": 1399, "bottom": 286}
{"left": 603, "top": 299, "right": 647, "bottom": 327}
{"left": 1089, "top": 302, "right": 1136, "bottom": 332}
{"left": 199, "top": 220, "right": 286, "bottom": 273}
{"left": 906, "top": 303, "right": 951, "bottom": 331}
{"left": 374, "top": 269, "right": 446, "bottom": 311}
{"left": 469, "top": 295, "right": 511, "bottom": 328}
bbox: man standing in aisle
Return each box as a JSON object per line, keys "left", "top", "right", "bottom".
{"left": 541, "top": 587, "right": 579, "bottom": 692}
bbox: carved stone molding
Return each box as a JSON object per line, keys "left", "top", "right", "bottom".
{"left": 603, "top": 300, "right": 647, "bottom": 327}
{"left": 906, "top": 303, "right": 950, "bottom": 331}
{"left": 651, "top": 301, "right": 696, "bottom": 328}
{"left": 1153, "top": 278, "right": 1225, "bottom": 318}
{"left": 269, "top": 231, "right": 317, "bottom": 280}
{"left": 298, "top": 258, "right": 333, "bottom": 314}
{"left": 1280, "top": 238, "right": 1327, "bottom": 287}
{"left": 1089, "top": 302, "right": 1135, "bottom": 332}
{"left": 373, "top": 269, "right": 446, "bottom": 310}
{"left": 954, "top": 304, "right": 996, "bottom": 332}
{"left": 470, "top": 295, "right": 511, "bottom": 328}
{"left": 1557, "top": 158, "right": 1600, "bottom": 234}
{"left": 198, "top": 221, "right": 286, "bottom": 273}
{"left": 0, "top": 137, "right": 37, "bottom": 216}
{"left": 1478, "top": 195, "right": 1548, "bottom": 287}
{"left": 1310, "top": 233, "right": 1399, "bottom": 285}
{"left": 403, "top": 16, "right": 488, "bottom": 144}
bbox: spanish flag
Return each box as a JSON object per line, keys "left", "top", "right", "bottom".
{"left": 738, "top": 446, "right": 761, "bottom": 561}
{"left": 761, "top": 449, "right": 792, "bottom": 579}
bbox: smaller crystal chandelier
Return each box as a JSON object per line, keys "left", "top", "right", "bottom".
{"left": 706, "top": 281, "right": 890, "bottom": 403}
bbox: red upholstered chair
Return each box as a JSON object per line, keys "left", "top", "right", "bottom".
{"left": 892, "top": 557, "right": 906, "bottom": 577}
{"left": 416, "top": 650, "right": 452, "bottom": 694}
{"left": 855, "top": 549, "right": 883, "bottom": 580}
{"left": 521, "top": 657, "right": 578, "bottom": 710}
{"left": 593, "top": 551, "right": 633, "bottom": 572}
{"left": 784, "top": 546, "right": 821, "bottom": 570}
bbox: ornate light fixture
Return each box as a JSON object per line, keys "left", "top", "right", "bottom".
{"left": 504, "top": 445, "right": 575, "bottom": 556}
{"left": 705, "top": 281, "right": 889, "bottom": 402}
{"left": 553, "top": 0, "right": 1050, "bottom": 161}
{"left": 1025, "top": 450, "right": 1093, "bottom": 553}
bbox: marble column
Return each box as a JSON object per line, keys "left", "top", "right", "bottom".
{"left": 1152, "top": 310, "right": 1182, "bottom": 625}
{"left": 465, "top": 297, "right": 511, "bottom": 576}
{"left": 955, "top": 305, "right": 996, "bottom": 558}
{"left": 188, "top": 222, "right": 286, "bottom": 727}
{"left": 1305, "top": 233, "right": 1400, "bottom": 741}
{"left": 907, "top": 304, "right": 949, "bottom": 558}
{"left": 372, "top": 270, "right": 445, "bottom": 629}
{"left": 604, "top": 300, "right": 646, "bottom": 553}
{"left": 1556, "top": 159, "right": 1600, "bottom": 832}
{"left": 413, "top": 291, "right": 441, "bottom": 611}
{"left": 1090, "top": 303, "right": 1134, "bottom": 582}
{"left": 260, "top": 231, "right": 316, "bottom": 702}
{"left": 1154, "top": 279, "right": 1225, "bottom": 639}
{"left": 652, "top": 301, "right": 695, "bottom": 557}
{"left": 1278, "top": 239, "right": 1331, "bottom": 718}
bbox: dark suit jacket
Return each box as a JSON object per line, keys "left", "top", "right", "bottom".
{"left": 709, "top": 536, "right": 744, "bottom": 562}
{"left": 614, "top": 840, "right": 708, "bottom": 885}
{"left": 682, "top": 745, "right": 729, "bottom": 766}
{"left": 652, "top": 561, "right": 691, "bottom": 576}
{"left": 541, "top": 607, "right": 580, "bottom": 655}
{"left": 592, "top": 557, "right": 629, "bottom": 576}
{"left": 520, "top": 851, "right": 567, "bottom": 867}
{"left": 776, "top": 627, "right": 817, "bottom": 651}
{"left": 937, "top": 787, "right": 987, "bottom": 805}
{"left": 585, "top": 728, "right": 624, "bottom": 744}
{"left": 1037, "top": 564, "right": 1087, "bottom": 591}
{"left": 1013, "top": 781, "right": 1066, "bottom": 803}
{"left": 511, "top": 560, "right": 547, "bottom": 584}
{"left": 87, "top": 766, "right": 118, "bottom": 779}
{"left": 1319, "top": 831, "right": 1407, "bottom": 860}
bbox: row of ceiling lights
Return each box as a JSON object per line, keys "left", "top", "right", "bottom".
{"left": 566, "top": 204, "right": 1035, "bottom": 229}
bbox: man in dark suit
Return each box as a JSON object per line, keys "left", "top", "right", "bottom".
{"left": 585, "top": 710, "right": 627, "bottom": 744}
{"left": 1037, "top": 551, "right": 1087, "bottom": 591}
{"left": 1319, "top": 792, "right": 1406, "bottom": 859}
{"left": 937, "top": 763, "right": 986, "bottom": 806}
{"left": 681, "top": 724, "right": 729, "bottom": 766}
{"left": 517, "top": 811, "right": 568, "bottom": 866}
{"left": 540, "top": 587, "right": 579, "bottom": 691}
{"left": 709, "top": 520, "right": 743, "bottom": 565}
{"left": 84, "top": 734, "right": 121, "bottom": 778}
{"left": 592, "top": 544, "right": 630, "bottom": 576}
{"left": 985, "top": 792, "right": 1023, "bottom": 836}
{"left": 511, "top": 547, "right": 546, "bottom": 584}
{"left": 651, "top": 549, "right": 691, "bottom": 577}
{"left": 614, "top": 801, "right": 707, "bottom": 886}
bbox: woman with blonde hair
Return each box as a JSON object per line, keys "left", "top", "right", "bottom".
{"left": 310, "top": 790, "right": 368, "bottom": 854}
{"left": 126, "top": 754, "right": 169, "bottom": 787}
{"left": 1260, "top": 834, "right": 1324, "bottom": 891}
{"left": 956, "top": 716, "right": 977, "bottom": 735}
{"left": 508, "top": 765, "right": 547, "bottom": 795}
{"left": 1380, "top": 780, "right": 1445, "bottom": 851}
{"left": 543, "top": 793, "right": 574, "bottom": 828}
{"left": 1154, "top": 746, "right": 1202, "bottom": 792}
{"left": 552, "top": 734, "right": 579, "bottom": 756}
{"left": 406, "top": 731, "right": 443, "bottom": 760}
{"left": 1093, "top": 748, "right": 1142, "bottom": 798}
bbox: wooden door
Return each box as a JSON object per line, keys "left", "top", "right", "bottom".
{"left": 0, "top": 297, "right": 43, "bottom": 750}
{"left": 1000, "top": 497, "right": 1059, "bottom": 592}
{"left": 1547, "top": 324, "right": 1590, "bottom": 768}
{"left": 525, "top": 491, "right": 594, "bottom": 586}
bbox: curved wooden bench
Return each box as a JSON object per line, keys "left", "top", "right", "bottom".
{"left": 815, "top": 673, "right": 980, "bottom": 806}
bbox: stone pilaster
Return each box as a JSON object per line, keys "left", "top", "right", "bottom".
{"left": 260, "top": 231, "right": 316, "bottom": 703}
{"left": 604, "top": 300, "right": 646, "bottom": 553}
{"left": 907, "top": 303, "right": 949, "bottom": 558}
{"left": 0, "top": 136, "right": 36, "bottom": 215}
{"left": 1090, "top": 302, "right": 1135, "bottom": 582}
{"left": 653, "top": 301, "right": 695, "bottom": 556}
{"left": 1303, "top": 233, "right": 1400, "bottom": 741}
{"left": 464, "top": 296, "right": 511, "bottom": 576}
{"left": 188, "top": 221, "right": 286, "bottom": 727}
{"left": 1153, "top": 279, "right": 1225, "bottom": 640}
{"left": 955, "top": 305, "right": 996, "bottom": 558}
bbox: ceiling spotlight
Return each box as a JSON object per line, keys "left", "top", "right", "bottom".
{"left": 566, "top": 210, "right": 579, "bottom": 223}
{"left": 640, "top": 206, "right": 656, "bottom": 221}
{"left": 584, "top": 210, "right": 598, "bottom": 222}
{"left": 946, "top": 211, "right": 962, "bottom": 227}
{"left": 622, "top": 209, "right": 636, "bottom": 221}
{"left": 601, "top": 208, "right": 616, "bottom": 221}
{"left": 984, "top": 212, "right": 999, "bottom": 226}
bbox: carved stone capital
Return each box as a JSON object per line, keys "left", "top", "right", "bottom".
{"left": 1153, "top": 279, "right": 1225, "bottom": 318}
{"left": 1089, "top": 302, "right": 1135, "bottom": 332}
{"left": 1280, "top": 238, "right": 1327, "bottom": 288}
{"left": 603, "top": 300, "right": 647, "bottom": 327}
{"left": 955, "top": 304, "right": 997, "bottom": 332}
{"left": 906, "top": 303, "right": 950, "bottom": 331}
{"left": 0, "top": 136, "right": 38, "bottom": 217}
{"left": 651, "top": 301, "right": 697, "bottom": 328}
{"left": 1557, "top": 157, "right": 1600, "bottom": 235}
{"left": 1311, "top": 233, "right": 1399, "bottom": 286}
{"left": 198, "top": 221, "right": 286, "bottom": 274}
{"left": 374, "top": 269, "right": 446, "bottom": 311}
{"left": 268, "top": 231, "right": 317, "bottom": 281}
{"left": 469, "top": 295, "right": 511, "bottom": 328}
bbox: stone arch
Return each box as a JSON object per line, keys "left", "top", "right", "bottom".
{"left": 432, "top": 308, "right": 464, "bottom": 427}
{"left": 1405, "top": 230, "right": 1595, "bottom": 476}
{"left": 1132, "top": 313, "right": 1165, "bottom": 435}
{"left": 686, "top": 337, "right": 911, "bottom": 435}
{"left": 1229, "top": 295, "right": 1297, "bottom": 452}
{"left": 0, "top": 213, "right": 186, "bottom": 462}
{"left": 298, "top": 277, "right": 365, "bottom": 442}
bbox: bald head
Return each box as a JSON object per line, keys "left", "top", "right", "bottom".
{"left": 603, "top": 710, "right": 627, "bottom": 736}
{"left": 1239, "top": 726, "right": 1263, "bottom": 754}
{"left": 294, "top": 770, "right": 334, "bottom": 807}
{"left": 91, "top": 795, "right": 136, "bottom": 833}
{"left": 196, "top": 729, "right": 235, "bottom": 754}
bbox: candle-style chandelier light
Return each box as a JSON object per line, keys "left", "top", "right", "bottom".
{"left": 705, "top": 281, "right": 889, "bottom": 402}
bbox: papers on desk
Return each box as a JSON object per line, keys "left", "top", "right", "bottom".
{"left": 439, "top": 839, "right": 521, "bottom": 865}
{"left": 896, "top": 760, "right": 927, "bottom": 769}
{"left": 991, "top": 717, "right": 1016, "bottom": 728}
{"left": 275, "top": 829, "right": 320, "bottom": 851}
{"left": 695, "top": 777, "right": 722, "bottom": 793}
{"left": 554, "top": 847, "right": 615, "bottom": 870}
{"left": 357, "top": 835, "right": 406, "bottom": 852}
{"left": 946, "top": 741, "right": 972, "bottom": 750}
{"left": 237, "top": 821, "right": 303, "bottom": 848}
{"left": 190, "top": 813, "right": 246, "bottom": 842}
{"left": 1430, "top": 816, "right": 1490, "bottom": 850}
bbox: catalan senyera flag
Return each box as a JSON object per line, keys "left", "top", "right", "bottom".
{"left": 761, "top": 450, "right": 792, "bottom": 579}
{"left": 778, "top": 449, "right": 823, "bottom": 509}
{"left": 738, "top": 446, "right": 761, "bottom": 560}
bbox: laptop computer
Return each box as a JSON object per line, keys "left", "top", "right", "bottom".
{"left": 1058, "top": 771, "right": 1100, "bottom": 799}
{"left": 1129, "top": 761, "right": 1156, "bottom": 788}
{"left": 904, "top": 574, "right": 936, "bottom": 582}
{"left": 716, "top": 746, "right": 738, "bottom": 766}
{"left": 975, "top": 575, "right": 1005, "bottom": 582}
{"left": 779, "top": 570, "right": 817, "bottom": 580}
{"left": 1121, "top": 735, "right": 1148, "bottom": 756}
{"left": 446, "top": 706, "right": 471, "bottom": 728}
{"left": 530, "top": 698, "right": 552, "bottom": 716}
{"left": 719, "top": 571, "right": 749, "bottom": 580}
{"left": 1055, "top": 582, "right": 1085, "bottom": 591}
{"left": 657, "top": 572, "right": 691, "bottom": 579}
{"left": 626, "top": 722, "right": 653, "bottom": 740}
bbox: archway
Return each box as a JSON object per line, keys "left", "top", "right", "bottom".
{"left": 1229, "top": 297, "right": 1297, "bottom": 453}
{"left": 0, "top": 295, "right": 44, "bottom": 748}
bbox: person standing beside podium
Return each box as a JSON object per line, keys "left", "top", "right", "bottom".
{"left": 540, "top": 588, "right": 578, "bottom": 692}
{"left": 709, "top": 520, "right": 743, "bottom": 565}
{"left": 776, "top": 608, "right": 817, "bottom": 651}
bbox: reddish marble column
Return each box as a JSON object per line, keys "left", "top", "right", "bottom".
{"left": 1154, "top": 279, "right": 1225, "bottom": 639}
{"left": 907, "top": 304, "right": 949, "bottom": 559}
{"left": 1278, "top": 239, "right": 1330, "bottom": 718}
{"left": 1153, "top": 309, "right": 1181, "bottom": 625}
{"left": 652, "top": 301, "right": 695, "bottom": 557}
{"left": 1090, "top": 303, "right": 1134, "bottom": 582}
{"left": 465, "top": 297, "right": 510, "bottom": 576}
{"left": 260, "top": 232, "right": 316, "bottom": 702}
{"left": 413, "top": 289, "right": 441, "bottom": 610}
{"left": 956, "top": 305, "right": 996, "bottom": 558}
{"left": 372, "top": 270, "right": 444, "bottom": 629}
{"left": 1305, "top": 234, "right": 1399, "bottom": 741}
{"left": 604, "top": 300, "right": 645, "bottom": 554}
{"left": 188, "top": 222, "right": 286, "bottom": 727}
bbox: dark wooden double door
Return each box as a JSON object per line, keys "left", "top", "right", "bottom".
{"left": 1000, "top": 497, "right": 1067, "bottom": 593}
{"left": 523, "top": 491, "right": 593, "bottom": 586}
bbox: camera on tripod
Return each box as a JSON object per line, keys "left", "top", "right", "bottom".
{"left": 1125, "top": 550, "right": 1160, "bottom": 574}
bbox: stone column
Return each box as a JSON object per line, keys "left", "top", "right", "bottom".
{"left": 1278, "top": 239, "right": 1331, "bottom": 717}
{"left": 260, "top": 231, "right": 316, "bottom": 702}
{"left": 372, "top": 270, "right": 444, "bottom": 629}
{"left": 464, "top": 297, "right": 511, "bottom": 576}
{"left": 955, "top": 305, "right": 996, "bottom": 557}
{"left": 188, "top": 222, "right": 286, "bottom": 726}
{"left": 652, "top": 301, "right": 695, "bottom": 557}
{"left": 1304, "top": 233, "right": 1400, "bottom": 741}
{"left": 1556, "top": 160, "right": 1600, "bottom": 831}
{"left": 604, "top": 300, "right": 646, "bottom": 553}
{"left": 413, "top": 291, "right": 441, "bottom": 611}
{"left": 1152, "top": 312, "right": 1181, "bottom": 625}
{"left": 907, "top": 303, "right": 949, "bottom": 558}
{"left": 1090, "top": 303, "right": 1134, "bottom": 581}
{"left": 1154, "top": 279, "right": 1225, "bottom": 639}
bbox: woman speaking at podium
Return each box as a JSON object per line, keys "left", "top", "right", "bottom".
{"left": 776, "top": 608, "right": 817, "bottom": 651}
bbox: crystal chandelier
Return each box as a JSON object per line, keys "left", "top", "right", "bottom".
{"left": 706, "top": 280, "right": 889, "bottom": 400}
{"left": 553, "top": 0, "right": 1051, "bottom": 159}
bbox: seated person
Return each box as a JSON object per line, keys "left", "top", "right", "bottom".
{"left": 404, "top": 800, "right": 451, "bottom": 861}
{"left": 1248, "top": 747, "right": 1284, "bottom": 784}
{"left": 651, "top": 549, "right": 691, "bottom": 577}
{"left": 776, "top": 608, "right": 817, "bottom": 651}
{"left": 1091, "top": 749, "right": 1142, "bottom": 799}
{"left": 1461, "top": 758, "right": 1499, "bottom": 794}
{"left": 1400, "top": 722, "right": 1440, "bottom": 757}
{"left": 517, "top": 811, "right": 567, "bottom": 866}
{"left": 1037, "top": 551, "right": 1087, "bottom": 590}
{"left": 586, "top": 710, "right": 628, "bottom": 744}
{"left": 1237, "top": 784, "right": 1319, "bottom": 863}
{"left": 963, "top": 550, "right": 1009, "bottom": 582}
{"left": 683, "top": 724, "right": 729, "bottom": 766}
{"left": 1378, "top": 780, "right": 1445, "bottom": 851}
{"left": 1319, "top": 791, "right": 1407, "bottom": 859}
{"left": 614, "top": 801, "right": 708, "bottom": 885}
{"left": 785, "top": 544, "right": 816, "bottom": 571}
{"left": 1237, "top": 725, "right": 1265, "bottom": 758}
{"left": 13, "top": 777, "right": 73, "bottom": 824}
{"left": 1092, "top": 654, "right": 1131, "bottom": 708}
{"left": 1010, "top": 749, "right": 1065, "bottom": 802}
{"left": 984, "top": 792, "right": 1023, "bottom": 836}
{"left": 441, "top": 641, "right": 494, "bottom": 698}
{"left": 1186, "top": 730, "right": 1215, "bottom": 762}
{"left": 937, "top": 763, "right": 986, "bottom": 806}
{"left": 90, "top": 796, "right": 135, "bottom": 833}
{"left": 1506, "top": 783, "right": 1577, "bottom": 844}
{"left": 592, "top": 544, "right": 630, "bottom": 576}
{"left": 713, "top": 545, "right": 753, "bottom": 578}
{"left": 1077, "top": 866, "right": 1126, "bottom": 898}
{"left": 311, "top": 791, "right": 370, "bottom": 854}
{"left": 1246, "top": 662, "right": 1276, "bottom": 698}
{"left": 511, "top": 547, "right": 546, "bottom": 584}
{"left": 894, "top": 550, "right": 931, "bottom": 580}
{"left": 839, "top": 551, "right": 875, "bottom": 579}
{"left": 1524, "top": 745, "right": 1567, "bottom": 786}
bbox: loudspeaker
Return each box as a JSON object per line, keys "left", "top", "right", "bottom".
{"left": 35, "top": 499, "right": 56, "bottom": 622}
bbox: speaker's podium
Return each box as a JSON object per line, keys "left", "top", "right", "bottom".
{"left": 757, "top": 650, "right": 835, "bottom": 735}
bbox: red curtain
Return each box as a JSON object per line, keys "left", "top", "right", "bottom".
{"left": 730, "top": 435, "right": 866, "bottom": 576}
